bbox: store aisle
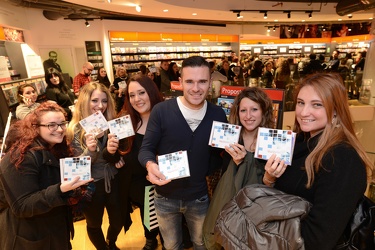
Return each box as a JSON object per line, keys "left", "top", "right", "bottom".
{"left": 71, "top": 208, "right": 163, "bottom": 250}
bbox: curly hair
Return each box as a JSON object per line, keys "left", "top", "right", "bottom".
{"left": 7, "top": 102, "right": 71, "bottom": 169}
{"left": 228, "top": 87, "right": 275, "bottom": 141}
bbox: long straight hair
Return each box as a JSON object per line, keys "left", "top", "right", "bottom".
{"left": 293, "top": 73, "right": 373, "bottom": 187}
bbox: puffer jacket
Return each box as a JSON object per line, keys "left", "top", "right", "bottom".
{"left": 214, "top": 184, "right": 311, "bottom": 250}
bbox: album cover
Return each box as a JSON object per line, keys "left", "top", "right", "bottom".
{"left": 208, "top": 121, "right": 241, "bottom": 149}
{"left": 60, "top": 156, "right": 91, "bottom": 182}
{"left": 254, "top": 127, "right": 296, "bottom": 165}
{"left": 157, "top": 150, "right": 190, "bottom": 180}
{"left": 108, "top": 115, "right": 135, "bottom": 140}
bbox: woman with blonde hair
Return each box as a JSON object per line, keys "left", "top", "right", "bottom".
{"left": 264, "top": 73, "right": 373, "bottom": 250}
{"left": 67, "top": 82, "right": 124, "bottom": 250}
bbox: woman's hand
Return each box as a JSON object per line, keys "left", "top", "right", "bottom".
{"left": 107, "top": 133, "right": 119, "bottom": 154}
{"left": 85, "top": 133, "right": 98, "bottom": 152}
{"left": 225, "top": 143, "right": 246, "bottom": 166}
{"left": 60, "top": 176, "right": 94, "bottom": 193}
{"left": 263, "top": 154, "right": 288, "bottom": 186}
{"left": 115, "top": 157, "right": 125, "bottom": 169}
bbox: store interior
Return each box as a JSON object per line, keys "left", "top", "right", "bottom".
{"left": 0, "top": 0, "right": 375, "bottom": 249}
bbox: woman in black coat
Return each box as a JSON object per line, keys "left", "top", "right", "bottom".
{"left": 0, "top": 102, "right": 92, "bottom": 250}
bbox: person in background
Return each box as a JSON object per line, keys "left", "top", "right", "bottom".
{"left": 73, "top": 62, "right": 93, "bottom": 97}
{"left": 159, "top": 60, "right": 170, "bottom": 93}
{"left": 355, "top": 51, "right": 366, "bottom": 72}
{"left": 167, "top": 62, "right": 180, "bottom": 81}
{"left": 45, "top": 68, "right": 75, "bottom": 121}
{"left": 43, "top": 50, "right": 62, "bottom": 73}
{"left": 67, "top": 82, "right": 124, "bottom": 250}
{"left": 263, "top": 73, "right": 372, "bottom": 250}
{"left": 97, "top": 67, "right": 111, "bottom": 89}
{"left": 116, "top": 75, "right": 164, "bottom": 250}
{"left": 274, "top": 58, "right": 291, "bottom": 89}
{"left": 325, "top": 50, "right": 340, "bottom": 72}
{"left": 209, "top": 61, "right": 227, "bottom": 83}
{"left": 219, "top": 60, "right": 235, "bottom": 82}
{"left": 302, "top": 53, "right": 323, "bottom": 75}
{"left": 139, "top": 64, "right": 148, "bottom": 77}
{"left": 111, "top": 66, "right": 128, "bottom": 113}
{"left": 16, "top": 83, "right": 40, "bottom": 119}
{"left": 262, "top": 61, "right": 274, "bottom": 88}
{"left": 138, "top": 56, "right": 227, "bottom": 250}
{"left": 0, "top": 102, "right": 92, "bottom": 250}
{"left": 203, "top": 87, "right": 275, "bottom": 249}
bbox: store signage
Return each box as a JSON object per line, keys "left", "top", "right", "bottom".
{"left": 220, "top": 86, "right": 244, "bottom": 97}
{"left": 170, "top": 81, "right": 182, "bottom": 91}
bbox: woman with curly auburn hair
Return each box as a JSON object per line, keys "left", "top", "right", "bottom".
{"left": 66, "top": 82, "right": 124, "bottom": 250}
{"left": 264, "top": 73, "right": 373, "bottom": 250}
{"left": 0, "top": 102, "right": 92, "bottom": 250}
{"left": 203, "top": 87, "right": 275, "bottom": 249}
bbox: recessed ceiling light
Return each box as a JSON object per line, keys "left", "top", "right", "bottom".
{"left": 274, "top": 19, "right": 278, "bottom": 22}
{"left": 192, "top": 13, "right": 197, "bottom": 16}
{"left": 338, "top": 18, "right": 342, "bottom": 21}
{"left": 370, "top": 17, "right": 373, "bottom": 20}
{"left": 302, "top": 20, "right": 306, "bottom": 22}
{"left": 135, "top": 5, "right": 141, "bottom": 12}
{"left": 163, "top": 9, "right": 168, "bottom": 12}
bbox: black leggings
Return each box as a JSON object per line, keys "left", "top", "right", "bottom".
{"left": 83, "top": 177, "right": 122, "bottom": 250}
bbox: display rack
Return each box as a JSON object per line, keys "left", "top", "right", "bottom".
{"left": 85, "top": 41, "right": 104, "bottom": 81}
{"left": 0, "top": 76, "right": 47, "bottom": 109}
{"left": 110, "top": 42, "right": 232, "bottom": 72}
{"left": 108, "top": 31, "right": 238, "bottom": 73}
{"left": 240, "top": 43, "right": 327, "bottom": 58}
{"left": 335, "top": 42, "right": 370, "bottom": 56}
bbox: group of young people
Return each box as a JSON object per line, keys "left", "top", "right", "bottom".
{"left": 0, "top": 55, "right": 372, "bottom": 250}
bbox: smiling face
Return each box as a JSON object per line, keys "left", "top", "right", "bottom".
{"left": 238, "top": 97, "right": 263, "bottom": 132}
{"left": 128, "top": 81, "right": 151, "bottom": 116}
{"left": 22, "top": 86, "right": 38, "bottom": 103}
{"left": 90, "top": 89, "right": 108, "bottom": 114}
{"left": 295, "top": 85, "right": 328, "bottom": 137}
{"left": 37, "top": 111, "right": 66, "bottom": 147}
{"left": 180, "top": 66, "right": 211, "bottom": 110}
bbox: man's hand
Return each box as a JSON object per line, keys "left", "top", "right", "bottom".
{"left": 146, "top": 161, "right": 171, "bottom": 186}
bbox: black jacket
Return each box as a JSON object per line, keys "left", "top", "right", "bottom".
{"left": 0, "top": 148, "right": 73, "bottom": 250}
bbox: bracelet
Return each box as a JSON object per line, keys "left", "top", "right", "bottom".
{"left": 263, "top": 175, "right": 276, "bottom": 184}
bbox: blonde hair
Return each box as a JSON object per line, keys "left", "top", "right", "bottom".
{"left": 294, "top": 73, "right": 373, "bottom": 187}
{"left": 66, "top": 82, "right": 116, "bottom": 149}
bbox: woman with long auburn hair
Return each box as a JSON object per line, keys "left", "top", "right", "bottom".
{"left": 263, "top": 73, "right": 373, "bottom": 250}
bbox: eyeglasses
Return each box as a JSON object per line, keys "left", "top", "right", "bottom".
{"left": 34, "top": 121, "right": 69, "bottom": 131}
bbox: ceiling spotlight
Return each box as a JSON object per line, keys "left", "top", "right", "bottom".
{"left": 307, "top": 27, "right": 310, "bottom": 31}
{"left": 308, "top": 11, "right": 312, "bottom": 18}
{"left": 347, "top": 14, "right": 353, "bottom": 18}
{"left": 287, "top": 11, "right": 291, "bottom": 19}
{"left": 237, "top": 12, "right": 243, "bottom": 19}
{"left": 273, "top": 26, "right": 276, "bottom": 31}
{"left": 136, "top": 5, "right": 142, "bottom": 12}
{"left": 264, "top": 12, "right": 268, "bottom": 19}
{"left": 107, "top": 0, "right": 112, "bottom": 3}
{"left": 85, "top": 20, "right": 90, "bottom": 27}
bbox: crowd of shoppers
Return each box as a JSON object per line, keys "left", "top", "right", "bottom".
{"left": 2, "top": 54, "right": 372, "bottom": 250}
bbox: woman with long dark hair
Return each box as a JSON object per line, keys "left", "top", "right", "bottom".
{"left": 45, "top": 67, "right": 75, "bottom": 120}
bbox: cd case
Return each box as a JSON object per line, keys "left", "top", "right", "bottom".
{"left": 157, "top": 150, "right": 190, "bottom": 180}
{"left": 208, "top": 121, "right": 241, "bottom": 149}
{"left": 108, "top": 115, "right": 135, "bottom": 140}
{"left": 60, "top": 156, "right": 91, "bottom": 182}
{"left": 254, "top": 127, "right": 296, "bottom": 165}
